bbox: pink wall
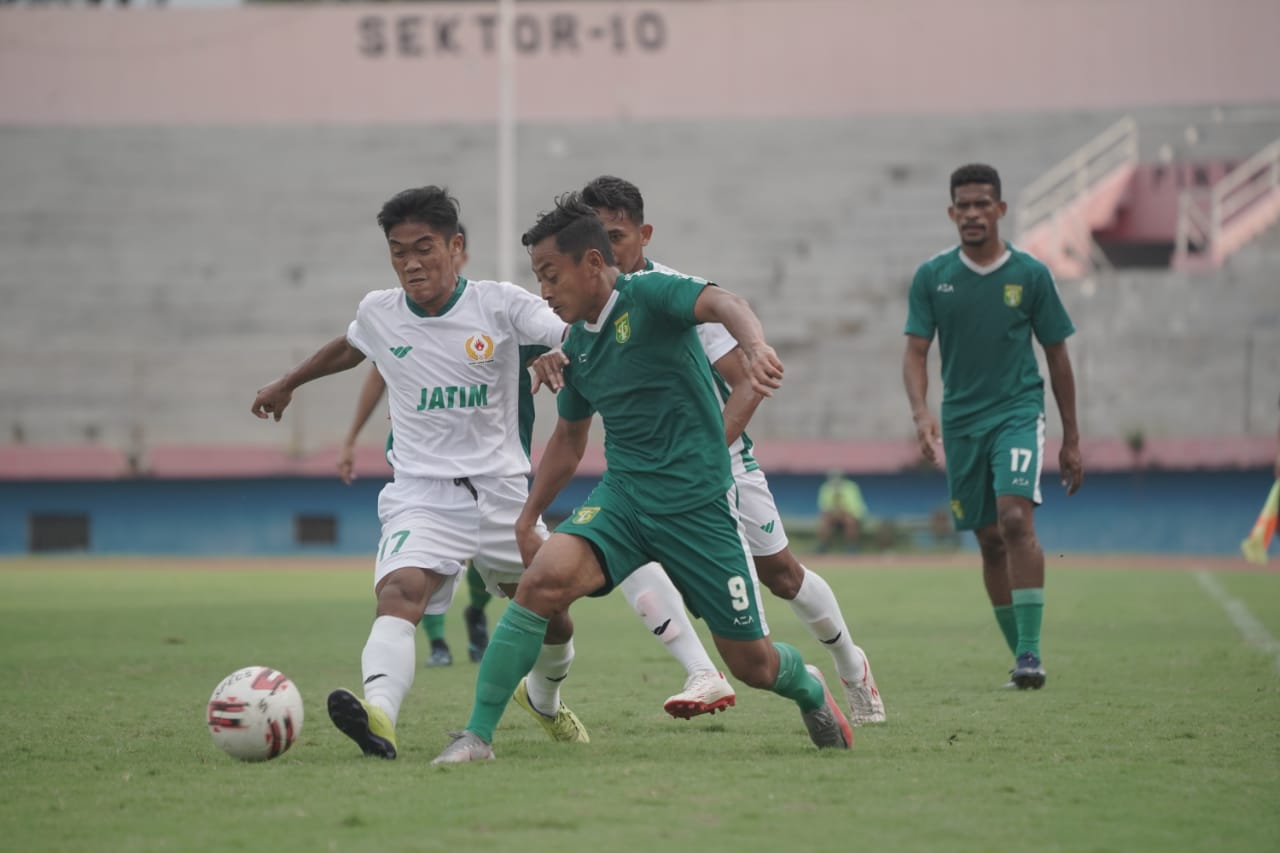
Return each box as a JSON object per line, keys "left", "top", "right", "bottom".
{"left": 1, "top": 0, "right": 1278, "bottom": 125}
{"left": 5, "top": 436, "right": 1276, "bottom": 479}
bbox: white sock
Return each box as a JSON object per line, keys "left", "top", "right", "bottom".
{"left": 360, "top": 615, "right": 417, "bottom": 726}
{"left": 620, "top": 562, "right": 719, "bottom": 678}
{"left": 525, "top": 638, "right": 575, "bottom": 715}
{"left": 789, "top": 567, "right": 867, "bottom": 685}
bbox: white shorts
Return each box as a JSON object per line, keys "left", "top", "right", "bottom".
{"left": 735, "top": 466, "right": 789, "bottom": 557}
{"left": 374, "top": 473, "right": 548, "bottom": 616}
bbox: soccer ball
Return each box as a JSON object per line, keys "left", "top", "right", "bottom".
{"left": 206, "top": 666, "right": 304, "bottom": 761}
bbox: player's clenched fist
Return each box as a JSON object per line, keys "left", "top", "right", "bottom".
{"left": 251, "top": 380, "right": 293, "bottom": 421}
{"left": 745, "top": 345, "right": 784, "bottom": 398}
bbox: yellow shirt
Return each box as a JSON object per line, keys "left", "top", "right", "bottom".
{"left": 818, "top": 479, "right": 867, "bottom": 519}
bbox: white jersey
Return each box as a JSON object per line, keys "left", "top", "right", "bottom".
{"left": 346, "top": 278, "right": 565, "bottom": 479}
{"left": 648, "top": 259, "right": 758, "bottom": 475}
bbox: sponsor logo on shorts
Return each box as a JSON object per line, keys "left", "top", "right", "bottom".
{"left": 732, "top": 614, "right": 755, "bottom": 627}
{"left": 572, "top": 506, "right": 601, "bottom": 524}
{"left": 950, "top": 499, "right": 964, "bottom": 520}
{"left": 389, "top": 345, "right": 413, "bottom": 358}
{"left": 760, "top": 520, "right": 776, "bottom": 534}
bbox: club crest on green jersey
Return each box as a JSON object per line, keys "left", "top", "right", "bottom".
{"left": 613, "top": 312, "right": 631, "bottom": 344}
{"left": 1003, "top": 284, "right": 1023, "bottom": 307}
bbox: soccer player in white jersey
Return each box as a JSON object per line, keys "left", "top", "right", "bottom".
{"left": 572, "top": 175, "right": 885, "bottom": 724}
{"left": 250, "top": 186, "right": 587, "bottom": 758}
{"left": 335, "top": 223, "right": 496, "bottom": 670}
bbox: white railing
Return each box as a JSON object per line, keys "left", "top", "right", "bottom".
{"left": 1174, "top": 137, "right": 1280, "bottom": 267}
{"left": 1174, "top": 190, "right": 1213, "bottom": 260}
{"left": 1016, "top": 116, "right": 1140, "bottom": 237}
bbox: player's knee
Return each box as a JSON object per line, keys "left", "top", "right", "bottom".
{"left": 997, "top": 504, "right": 1034, "bottom": 543}
{"left": 513, "top": 566, "right": 575, "bottom": 614}
{"left": 374, "top": 569, "right": 433, "bottom": 619}
{"left": 757, "top": 554, "right": 803, "bottom": 599}
{"left": 975, "top": 522, "right": 1002, "bottom": 547}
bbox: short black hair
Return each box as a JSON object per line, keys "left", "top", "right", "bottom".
{"left": 521, "top": 192, "right": 617, "bottom": 265}
{"left": 950, "top": 164, "right": 1002, "bottom": 201}
{"left": 376, "top": 186, "right": 460, "bottom": 238}
{"left": 581, "top": 175, "right": 645, "bottom": 225}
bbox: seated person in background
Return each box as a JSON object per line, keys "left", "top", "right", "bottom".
{"left": 816, "top": 470, "right": 868, "bottom": 553}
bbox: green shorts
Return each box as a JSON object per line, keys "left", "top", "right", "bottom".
{"left": 942, "top": 413, "right": 1045, "bottom": 531}
{"left": 556, "top": 481, "right": 766, "bottom": 641}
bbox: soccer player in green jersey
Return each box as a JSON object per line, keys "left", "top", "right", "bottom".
{"left": 902, "top": 163, "right": 1083, "bottom": 689}
{"left": 432, "top": 194, "right": 853, "bottom": 763}
{"left": 575, "top": 174, "right": 884, "bottom": 724}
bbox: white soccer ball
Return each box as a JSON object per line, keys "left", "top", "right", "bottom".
{"left": 206, "top": 666, "right": 304, "bottom": 761}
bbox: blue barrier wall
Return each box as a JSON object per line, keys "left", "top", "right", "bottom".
{"left": 0, "top": 468, "right": 1271, "bottom": 556}
{"left": 762, "top": 469, "right": 1273, "bottom": 556}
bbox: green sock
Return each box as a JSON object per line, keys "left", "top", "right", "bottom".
{"left": 466, "top": 564, "right": 492, "bottom": 611}
{"left": 993, "top": 604, "right": 1019, "bottom": 655}
{"left": 769, "top": 642, "right": 824, "bottom": 713}
{"left": 465, "top": 601, "right": 548, "bottom": 742}
{"left": 1011, "top": 588, "right": 1045, "bottom": 658}
{"left": 421, "top": 613, "right": 446, "bottom": 643}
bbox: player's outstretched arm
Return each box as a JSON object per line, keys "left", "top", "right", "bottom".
{"left": 903, "top": 334, "right": 941, "bottom": 465}
{"left": 515, "top": 415, "right": 591, "bottom": 567}
{"left": 692, "top": 286, "right": 783, "bottom": 397}
{"left": 337, "top": 366, "right": 387, "bottom": 484}
{"left": 251, "top": 334, "right": 366, "bottom": 422}
{"left": 712, "top": 347, "right": 763, "bottom": 447}
{"left": 1044, "top": 341, "right": 1083, "bottom": 495}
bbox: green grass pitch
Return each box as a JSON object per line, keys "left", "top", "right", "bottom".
{"left": 1, "top": 556, "right": 1277, "bottom": 852}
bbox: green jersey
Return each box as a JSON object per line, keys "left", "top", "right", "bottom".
{"left": 557, "top": 270, "right": 732, "bottom": 514}
{"left": 905, "top": 244, "right": 1075, "bottom": 436}
{"left": 645, "top": 258, "right": 758, "bottom": 475}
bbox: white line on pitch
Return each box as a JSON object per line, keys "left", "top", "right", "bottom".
{"left": 1192, "top": 570, "right": 1280, "bottom": 676}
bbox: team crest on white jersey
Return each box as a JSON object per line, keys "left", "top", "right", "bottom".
{"left": 464, "top": 333, "right": 496, "bottom": 364}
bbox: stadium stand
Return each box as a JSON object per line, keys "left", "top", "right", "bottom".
{"left": 1, "top": 107, "right": 1277, "bottom": 476}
